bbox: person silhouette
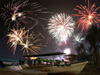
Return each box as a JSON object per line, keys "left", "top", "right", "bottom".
{"left": 59, "top": 59, "right": 65, "bottom": 67}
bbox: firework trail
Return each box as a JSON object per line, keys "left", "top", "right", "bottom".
{"left": 73, "top": 0, "right": 100, "bottom": 32}
{"left": 0, "top": 0, "right": 45, "bottom": 30}
{"left": 47, "top": 13, "right": 75, "bottom": 44}
{"left": 73, "top": 33, "right": 85, "bottom": 45}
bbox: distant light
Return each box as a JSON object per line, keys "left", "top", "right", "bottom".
{"left": 88, "top": 20, "right": 92, "bottom": 25}
{"left": 11, "top": 14, "right": 16, "bottom": 21}
{"left": 16, "top": 38, "right": 20, "bottom": 41}
{"left": 64, "top": 48, "right": 71, "bottom": 55}
{"left": 30, "top": 57, "right": 37, "bottom": 60}
{"left": 18, "top": 13, "right": 22, "bottom": 17}
{"left": 65, "top": 59, "right": 70, "bottom": 62}
{"left": 12, "top": 42, "right": 15, "bottom": 45}
{"left": 88, "top": 15, "right": 92, "bottom": 20}
{"left": 24, "top": 44, "right": 28, "bottom": 48}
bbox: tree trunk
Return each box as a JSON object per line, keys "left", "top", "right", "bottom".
{"left": 94, "top": 46, "right": 99, "bottom": 65}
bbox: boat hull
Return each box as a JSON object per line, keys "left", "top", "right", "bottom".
{"left": 41, "top": 61, "right": 88, "bottom": 75}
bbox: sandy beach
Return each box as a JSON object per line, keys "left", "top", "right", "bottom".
{"left": 78, "top": 64, "right": 100, "bottom": 75}
{"left": 0, "top": 68, "right": 23, "bottom": 75}
{"left": 0, "top": 68, "right": 47, "bottom": 75}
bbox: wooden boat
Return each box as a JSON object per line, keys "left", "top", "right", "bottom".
{"left": 40, "top": 61, "right": 88, "bottom": 75}
{"left": 23, "top": 52, "right": 88, "bottom": 75}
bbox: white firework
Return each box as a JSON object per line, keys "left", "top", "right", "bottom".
{"left": 48, "top": 13, "right": 75, "bottom": 43}
{"left": 73, "top": 33, "right": 85, "bottom": 45}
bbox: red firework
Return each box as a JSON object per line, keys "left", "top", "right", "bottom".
{"left": 73, "top": 0, "right": 100, "bottom": 32}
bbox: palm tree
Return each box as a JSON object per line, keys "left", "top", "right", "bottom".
{"left": 76, "top": 46, "right": 81, "bottom": 55}
{"left": 80, "top": 43, "right": 86, "bottom": 53}
{"left": 85, "top": 25, "right": 100, "bottom": 65}
{"left": 76, "top": 46, "right": 81, "bottom": 61}
{"left": 76, "top": 43, "right": 87, "bottom": 61}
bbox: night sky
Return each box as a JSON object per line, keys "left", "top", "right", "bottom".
{"left": 0, "top": 0, "right": 100, "bottom": 60}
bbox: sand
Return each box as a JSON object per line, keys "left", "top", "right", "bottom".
{"left": 0, "top": 68, "right": 23, "bottom": 75}
{"left": 78, "top": 64, "right": 100, "bottom": 75}
{"left": 0, "top": 68, "right": 47, "bottom": 75}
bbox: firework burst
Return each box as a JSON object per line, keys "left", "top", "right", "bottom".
{"left": 73, "top": 33, "right": 85, "bottom": 45}
{"left": 73, "top": 0, "right": 100, "bottom": 32}
{"left": 6, "top": 28, "right": 26, "bottom": 55}
{"left": 21, "top": 32, "right": 45, "bottom": 55}
{"left": 47, "top": 13, "right": 75, "bottom": 43}
{"left": 0, "top": 0, "right": 45, "bottom": 29}
{"left": 6, "top": 27, "right": 45, "bottom": 55}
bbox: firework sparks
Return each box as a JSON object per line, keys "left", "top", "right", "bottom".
{"left": 73, "top": 0, "right": 100, "bottom": 32}
{"left": 6, "top": 28, "right": 26, "bottom": 55}
{"left": 6, "top": 28, "right": 45, "bottom": 55}
{"left": 47, "top": 13, "right": 75, "bottom": 43}
{"left": 0, "top": 0, "right": 44, "bottom": 29}
{"left": 21, "top": 32, "right": 44, "bottom": 55}
{"left": 73, "top": 33, "right": 85, "bottom": 45}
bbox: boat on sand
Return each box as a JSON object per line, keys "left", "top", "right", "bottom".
{"left": 41, "top": 61, "right": 88, "bottom": 75}
{"left": 23, "top": 52, "right": 88, "bottom": 75}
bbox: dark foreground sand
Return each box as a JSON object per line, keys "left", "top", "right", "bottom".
{"left": 78, "top": 64, "right": 100, "bottom": 75}
{"left": 0, "top": 64, "right": 100, "bottom": 75}
{"left": 0, "top": 68, "right": 23, "bottom": 75}
{"left": 0, "top": 68, "right": 47, "bottom": 75}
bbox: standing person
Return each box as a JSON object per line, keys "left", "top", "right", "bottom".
{"left": 60, "top": 59, "right": 65, "bottom": 67}
{"left": 34, "top": 60, "right": 36, "bottom": 66}
{"left": 51, "top": 61, "right": 54, "bottom": 66}
{"left": 19, "top": 59, "right": 22, "bottom": 65}
{"left": 22, "top": 60, "right": 25, "bottom": 64}
{"left": 0, "top": 61, "right": 5, "bottom": 68}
